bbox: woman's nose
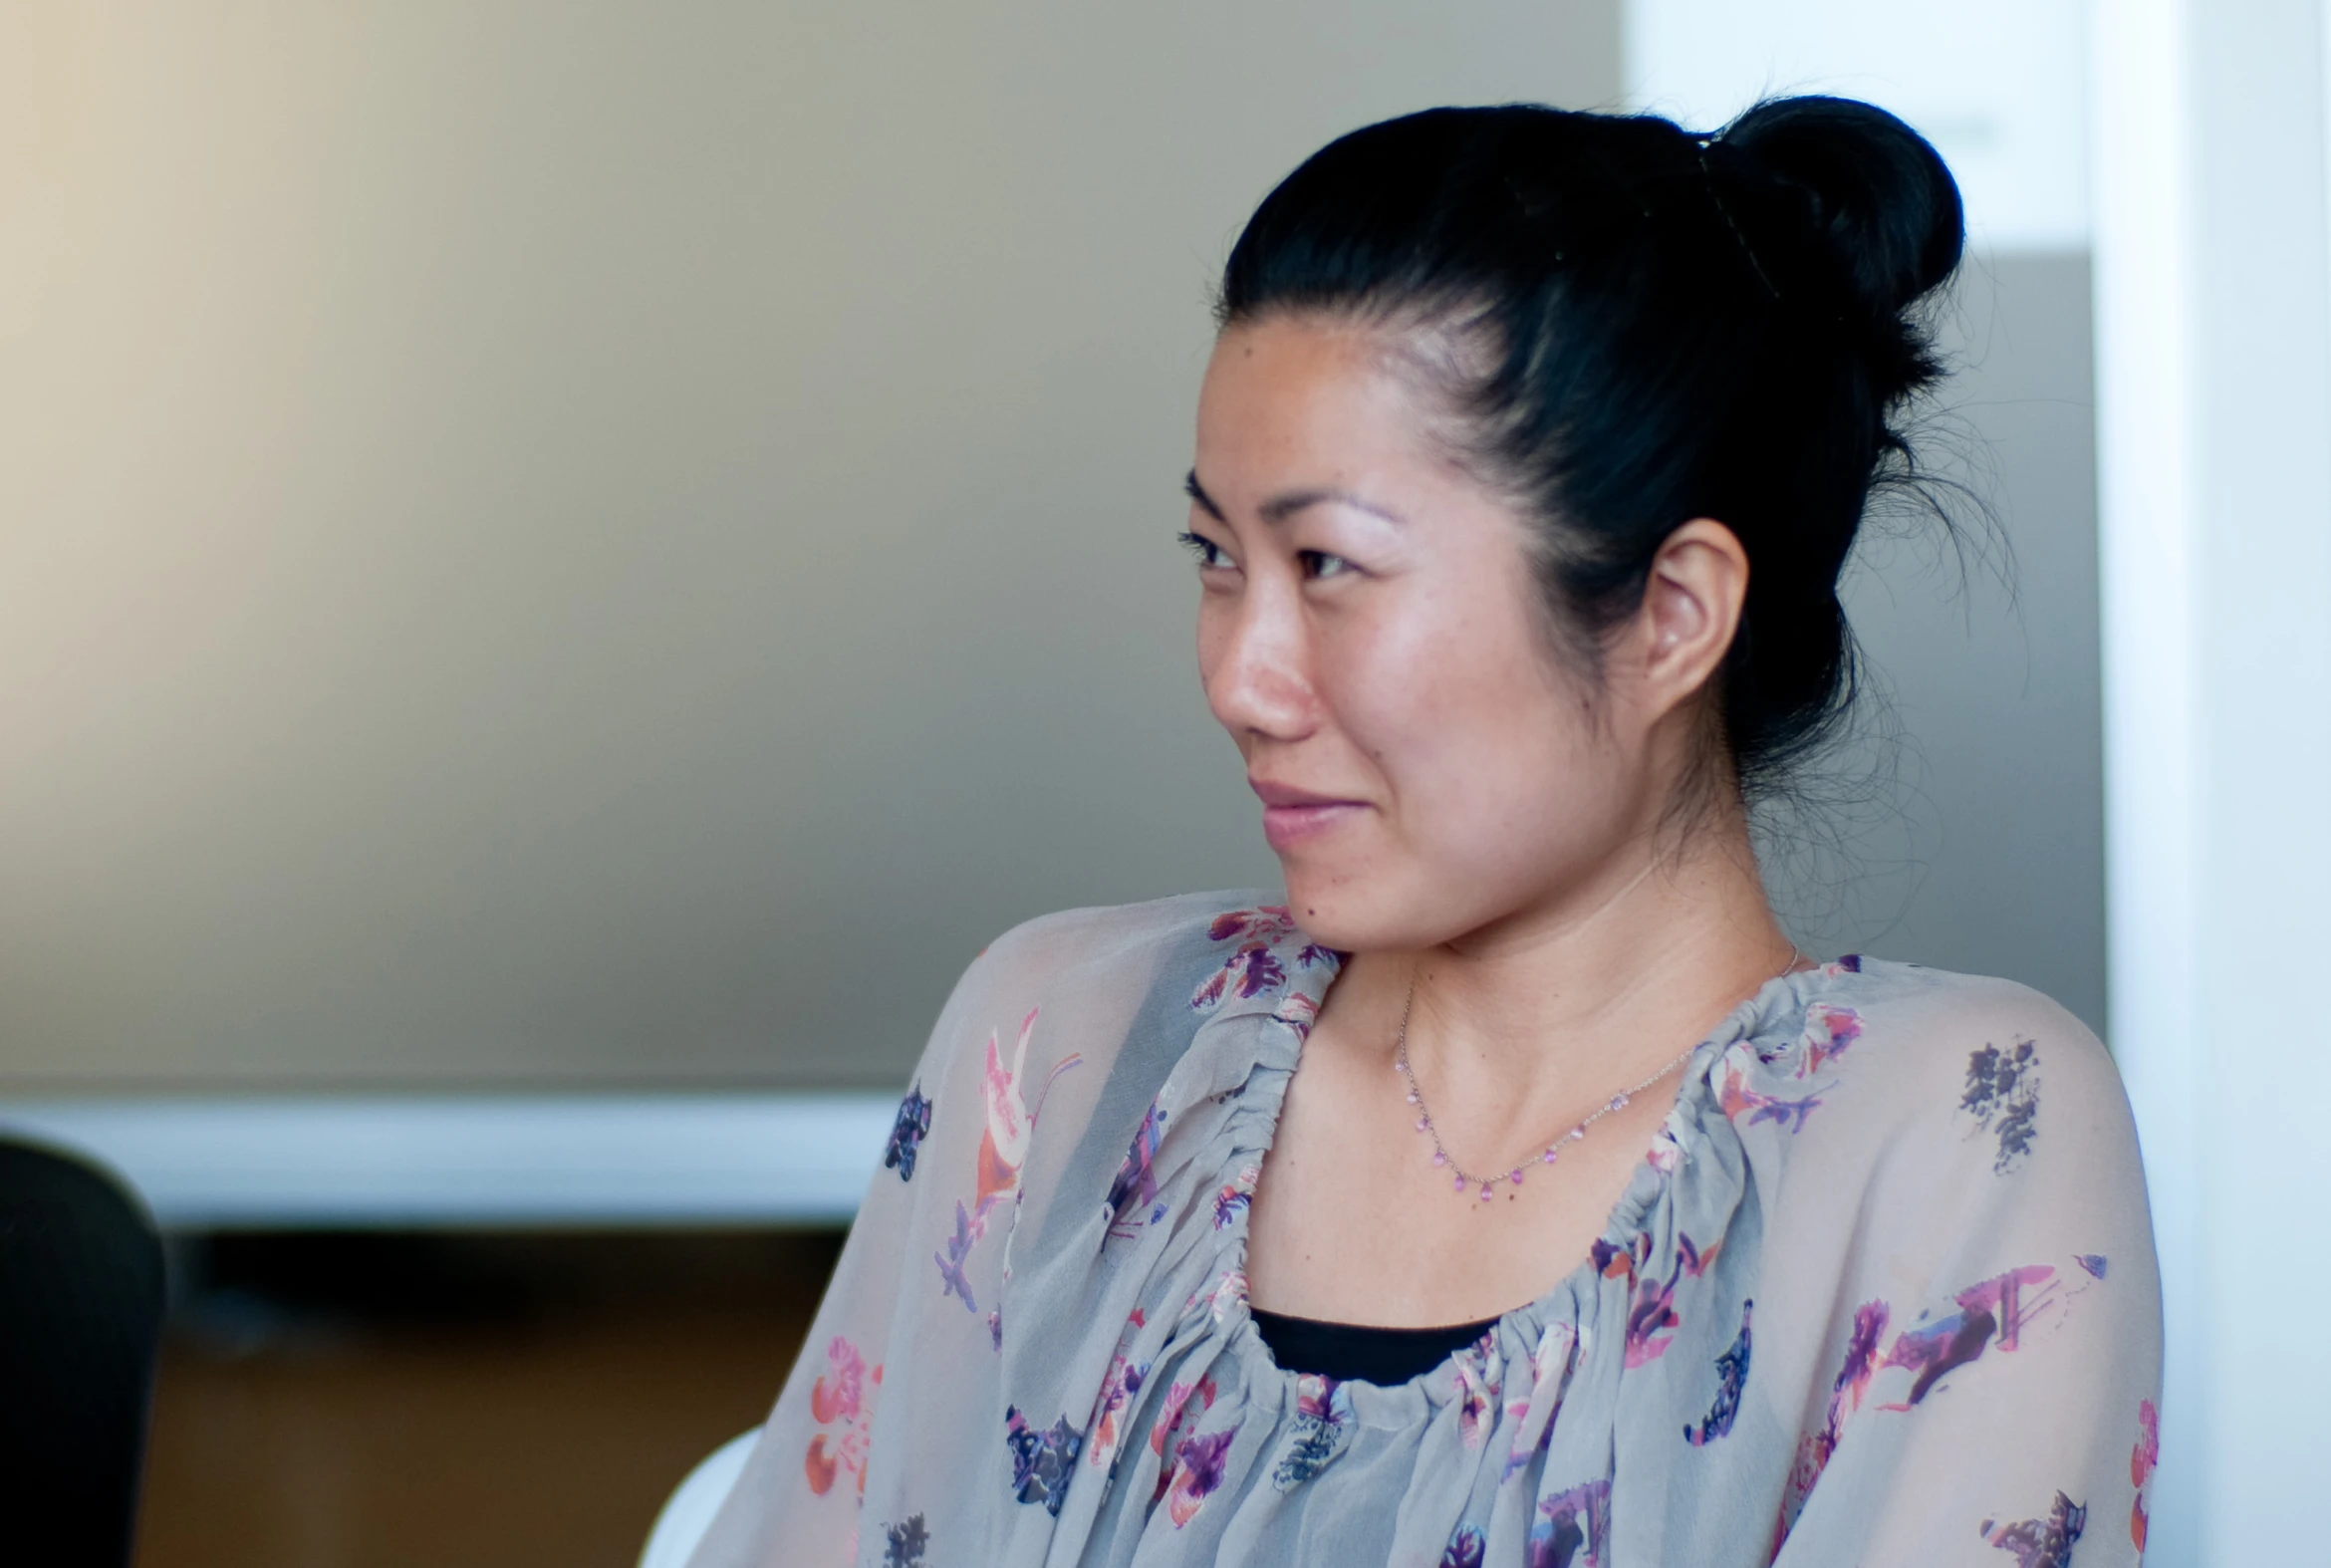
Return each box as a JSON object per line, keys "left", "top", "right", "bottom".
{"left": 1204, "top": 584, "right": 1320, "bottom": 743}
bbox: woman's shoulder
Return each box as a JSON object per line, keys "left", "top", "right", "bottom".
{"left": 1818, "top": 957, "right": 2118, "bottom": 1123}
{"left": 965, "top": 888, "right": 1294, "bottom": 998}
{"left": 918, "top": 889, "right": 1310, "bottom": 1071}
{"left": 1771, "top": 956, "right": 2143, "bottom": 1211}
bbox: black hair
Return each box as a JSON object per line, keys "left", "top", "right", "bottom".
{"left": 1217, "top": 97, "right": 1964, "bottom": 805}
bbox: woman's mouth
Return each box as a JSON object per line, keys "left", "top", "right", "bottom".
{"left": 1248, "top": 779, "right": 1369, "bottom": 852}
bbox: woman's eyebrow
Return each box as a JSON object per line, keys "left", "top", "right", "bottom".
{"left": 1257, "top": 486, "right": 1407, "bottom": 526}
{"left": 1185, "top": 470, "right": 1407, "bottom": 527}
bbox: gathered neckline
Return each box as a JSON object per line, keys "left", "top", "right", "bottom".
{"left": 1208, "top": 954, "right": 1840, "bottom": 1412}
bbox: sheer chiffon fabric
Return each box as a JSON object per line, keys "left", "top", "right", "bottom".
{"left": 685, "top": 892, "right": 2161, "bottom": 1567}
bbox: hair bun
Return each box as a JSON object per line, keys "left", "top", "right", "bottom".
{"left": 1723, "top": 96, "right": 1963, "bottom": 320}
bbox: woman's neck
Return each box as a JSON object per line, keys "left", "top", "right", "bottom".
{"left": 1351, "top": 809, "right": 1790, "bottom": 1122}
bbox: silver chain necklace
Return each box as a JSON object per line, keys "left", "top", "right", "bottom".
{"left": 1395, "top": 944, "right": 1803, "bottom": 1202}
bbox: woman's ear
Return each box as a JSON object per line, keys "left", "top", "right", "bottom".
{"left": 1630, "top": 518, "right": 1749, "bottom": 719}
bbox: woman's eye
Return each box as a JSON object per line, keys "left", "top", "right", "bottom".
{"left": 1178, "top": 531, "right": 1232, "bottom": 570}
{"left": 1299, "top": 549, "right": 1357, "bottom": 580}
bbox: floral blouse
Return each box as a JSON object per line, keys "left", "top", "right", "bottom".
{"left": 685, "top": 893, "right": 2162, "bottom": 1568}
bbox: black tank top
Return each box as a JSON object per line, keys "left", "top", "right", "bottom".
{"left": 1248, "top": 1306, "right": 1504, "bottom": 1386}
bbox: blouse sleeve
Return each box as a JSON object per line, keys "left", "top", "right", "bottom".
{"left": 682, "top": 933, "right": 1031, "bottom": 1568}
{"left": 1770, "top": 984, "right": 2164, "bottom": 1567}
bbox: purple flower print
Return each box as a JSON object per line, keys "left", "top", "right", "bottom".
{"left": 1723, "top": 1003, "right": 1864, "bottom": 1132}
{"left": 1777, "top": 1298, "right": 1891, "bottom": 1545}
{"left": 1191, "top": 907, "right": 1308, "bottom": 1010}
{"left": 883, "top": 1083, "right": 933, "bottom": 1182}
{"left": 1440, "top": 1524, "right": 1486, "bottom": 1568}
{"left": 1613, "top": 1230, "right": 1722, "bottom": 1369}
{"left": 880, "top": 1513, "right": 929, "bottom": 1568}
{"left": 1210, "top": 1192, "right": 1251, "bottom": 1230}
{"left": 1876, "top": 1263, "right": 2057, "bottom": 1410}
{"left": 1233, "top": 945, "right": 1287, "bottom": 999}
{"left": 1721, "top": 1083, "right": 1827, "bottom": 1133}
{"left": 1684, "top": 1300, "right": 1752, "bottom": 1445}
{"left": 1165, "top": 1427, "right": 1238, "bottom": 1527}
{"left": 934, "top": 1200, "right": 981, "bottom": 1314}
{"left": 1004, "top": 1407, "right": 1082, "bottom": 1517}
{"left": 1961, "top": 1040, "right": 2042, "bottom": 1174}
{"left": 1529, "top": 1477, "right": 1611, "bottom": 1568}
{"left": 1105, "top": 1102, "right": 1168, "bottom": 1239}
{"left": 1271, "top": 1374, "right": 1350, "bottom": 1490}
{"left": 1981, "top": 1491, "right": 2086, "bottom": 1567}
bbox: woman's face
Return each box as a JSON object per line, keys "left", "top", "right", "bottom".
{"left": 1187, "top": 315, "right": 1668, "bottom": 953}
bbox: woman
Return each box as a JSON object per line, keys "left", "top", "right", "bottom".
{"left": 690, "top": 99, "right": 2161, "bottom": 1567}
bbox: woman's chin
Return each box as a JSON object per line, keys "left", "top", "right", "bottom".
{"left": 1273, "top": 871, "right": 1404, "bottom": 953}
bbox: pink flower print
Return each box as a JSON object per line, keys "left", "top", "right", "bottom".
{"left": 1715, "top": 1057, "right": 1828, "bottom": 1133}
{"left": 1645, "top": 1115, "right": 1686, "bottom": 1176}
{"left": 1086, "top": 1313, "right": 1151, "bottom": 1472}
{"left": 2130, "top": 1398, "right": 2159, "bottom": 1548}
{"left": 1799, "top": 1002, "right": 1863, "bottom": 1075}
{"left": 1201, "top": 1269, "right": 1248, "bottom": 1327}
{"left": 808, "top": 1335, "right": 866, "bottom": 1427}
{"left": 1207, "top": 906, "right": 1298, "bottom": 944}
{"left": 1452, "top": 1331, "right": 1503, "bottom": 1448}
{"left": 1719, "top": 1004, "right": 1862, "bottom": 1132}
{"left": 1274, "top": 989, "right": 1321, "bottom": 1039}
{"left": 976, "top": 1009, "right": 1082, "bottom": 1211}
{"left": 1502, "top": 1320, "right": 1579, "bottom": 1483}
{"left": 1150, "top": 1377, "right": 1217, "bottom": 1462}
{"left": 803, "top": 1337, "right": 882, "bottom": 1498}
{"left": 1212, "top": 1164, "right": 1260, "bottom": 1230}
{"left": 1623, "top": 1232, "right": 1722, "bottom": 1369}
{"left": 1164, "top": 1427, "right": 1238, "bottom": 1527}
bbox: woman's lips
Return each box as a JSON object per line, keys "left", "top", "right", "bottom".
{"left": 1249, "top": 780, "right": 1368, "bottom": 852}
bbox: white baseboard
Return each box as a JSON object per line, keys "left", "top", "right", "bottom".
{"left": 0, "top": 1094, "right": 898, "bottom": 1229}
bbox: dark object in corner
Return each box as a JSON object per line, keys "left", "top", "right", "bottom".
{"left": 0, "top": 1139, "right": 166, "bottom": 1567}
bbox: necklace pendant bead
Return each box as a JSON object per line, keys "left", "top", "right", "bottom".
{"left": 1405, "top": 1091, "right": 1419, "bottom": 1104}
{"left": 1609, "top": 1093, "right": 1629, "bottom": 1112}
{"left": 1416, "top": 1116, "right": 1428, "bottom": 1132}
{"left": 1478, "top": 1183, "right": 1493, "bottom": 1200}
{"left": 1509, "top": 1168, "right": 1525, "bottom": 1184}
{"left": 1543, "top": 1149, "right": 1558, "bottom": 1164}
{"left": 1431, "top": 1152, "right": 1446, "bottom": 1167}
{"left": 1452, "top": 1175, "right": 1467, "bottom": 1192}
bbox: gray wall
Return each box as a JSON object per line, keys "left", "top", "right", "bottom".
{"left": 1774, "top": 255, "right": 2106, "bottom": 1036}
{"left": 0, "top": 1, "right": 1615, "bottom": 1090}
{"left": 0, "top": 3, "right": 2100, "bottom": 1094}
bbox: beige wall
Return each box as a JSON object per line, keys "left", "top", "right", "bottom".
{"left": 0, "top": 1, "right": 1621, "bottom": 1089}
